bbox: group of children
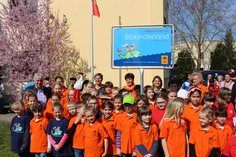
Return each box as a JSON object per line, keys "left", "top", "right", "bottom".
{"left": 10, "top": 72, "right": 236, "bottom": 157}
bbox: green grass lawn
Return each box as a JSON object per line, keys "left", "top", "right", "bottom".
{"left": 0, "top": 122, "right": 17, "bottom": 157}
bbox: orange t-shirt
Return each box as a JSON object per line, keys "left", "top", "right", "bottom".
{"left": 61, "top": 86, "right": 69, "bottom": 99}
{"left": 160, "top": 119, "right": 187, "bottom": 157}
{"left": 134, "top": 123, "right": 159, "bottom": 157}
{"left": 199, "top": 83, "right": 209, "bottom": 98}
{"left": 24, "top": 102, "right": 29, "bottom": 110}
{"left": 99, "top": 115, "right": 117, "bottom": 155}
{"left": 113, "top": 110, "right": 124, "bottom": 119}
{"left": 189, "top": 126, "right": 220, "bottom": 157}
{"left": 182, "top": 103, "right": 203, "bottom": 132}
{"left": 29, "top": 117, "right": 49, "bottom": 153}
{"left": 122, "top": 84, "right": 137, "bottom": 99}
{"left": 83, "top": 120, "right": 108, "bottom": 157}
{"left": 149, "top": 101, "right": 156, "bottom": 111}
{"left": 214, "top": 124, "right": 233, "bottom": 151}
{"left": 115, "top": 112, "right": 137, "bottom": 154}
{"left": 68, "top": 116, "right": 85, "bottom": 149}
{"left": 195, "top": 83, "right": 209, "bottom": 100}
{"left": 44, "top": 98, "right": 71, "bottom": 120}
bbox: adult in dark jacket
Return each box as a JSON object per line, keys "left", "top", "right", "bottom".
{"left": 23, "top": 72, "right": 51, "bottom": 108}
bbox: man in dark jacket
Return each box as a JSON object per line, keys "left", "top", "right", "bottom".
{"left": 23, "top": 72, "right": 51, "bottom": 108}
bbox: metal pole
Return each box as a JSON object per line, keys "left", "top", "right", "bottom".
{"left": 90, "top": 0, "right": 94, "bottom": 82}
{"left": 119, "top": 16, "right": 122, "bottom": 88}
{"left": 140, "top": 68, "right": 144, "bottom": 95}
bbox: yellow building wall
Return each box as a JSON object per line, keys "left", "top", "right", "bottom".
{"left": 52, "top": 0, "right": 167, "bottom": 88}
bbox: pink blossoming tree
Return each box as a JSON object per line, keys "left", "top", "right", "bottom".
{"left": 0, "top": 0, "right": 84, "bottom": 96}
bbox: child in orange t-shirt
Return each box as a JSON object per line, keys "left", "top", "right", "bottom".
{"left": 182, "top": 87, "right": 203, "bottom": 133}
{"left": 166, "top": 89, "right": 177, "bottom": 101}
{"left": 135, "top": 95, "right": 149, "bottom": 109}
{"left": 30, "top": 104, "right": 49, "bottom": 156}
{"left": 54, "top": 76, "right": 68, "bottom": 100}
{"left": 113, "top": 94, "right": 124, "bottom": 117}
{"left": 111, "top": 86, "right": 120, "bottom": 99}
{"left": 115, "top": 95, "right": 137, "bottom": 156}
{"left": 44, "top": 93, "right": 61, "bottom": 120}
{"left": 160, "top": 98, "right": 188, "bottom": 157}
{"left": 214, "top": 108, "right": 233, "bottom": 151}
{"left": 134, "top": 105, "right": 159, "bottom": 157}
{"left": 68, "top": 103, "right": 86, "bottom": 157}
{"left": 143, "top": 85, "right": 156, "bottom": 111}
{"left": 67, "top": 102, "right": 77, "bottom": 118}
{"left": 100, "top": 101, "right": 117, "bottom": 156}
{"left": 189, "top": 107, "right": 220, "bottom": 157}
{"left": 83, "top": 106, "right": 108, "bottom": 157}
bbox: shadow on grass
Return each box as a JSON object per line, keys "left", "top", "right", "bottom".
{"left": 0, "top": 122, "right": 17, "bottom": 157}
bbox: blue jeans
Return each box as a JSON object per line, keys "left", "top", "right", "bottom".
{"left": 35, "top": 153, "right": 47, "bottom": 157}
{"left": 74, "top": 148, "right": 84, "bottom": 157}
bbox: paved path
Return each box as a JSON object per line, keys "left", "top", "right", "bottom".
{"left": 0, "top": 113, "right": 14, "bottom": 123}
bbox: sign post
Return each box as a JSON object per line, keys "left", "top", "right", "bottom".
{"left": 111, "top": 25, "right": 174, "bottom": 94}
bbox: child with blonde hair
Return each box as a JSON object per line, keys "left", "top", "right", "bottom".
{"left": 10, "top": 101, "right": 32, "bottom": 157}
{"left": 83, "top": 106, "right": 108, "bottom": 157}
{"left": 160, "top": 98, "right": 188, "bottom": 157}
{"left": 189, "top": 107, "right": 220, "bottom": 157}
{"left": 68, "top": 103, "right": 86, "bottom": 157}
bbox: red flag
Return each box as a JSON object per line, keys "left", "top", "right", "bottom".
{"left": 92, "top": 0, "right": 100, "bottom": 17}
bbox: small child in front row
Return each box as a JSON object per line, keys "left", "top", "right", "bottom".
{"left": 83, "top": 105, "right": 108, "bottom": 157}
{"left": 214, "top": 108, "right": 233, "bottom": 152}
{"left": 100, "top": 101, "right": 117, "bottom": 156}
{"left": 10, "top": 101, "right": 32, "bottom": 157}
{"left": 189, "top": 107, "right": 220, "bottom": 157}
{"left": 68, "top": 103, "right": 85, "bottom": 157}
{"left": 46, "top": 103, "right": 73, "bottom": 157}
{"left": 160, "top": 98, "right": 188, "bottom": 157}
{"left": 134, "top": 105, "right": 159, "bottom": 157}
{"left": 30, "top": 103, "right": 49, "bottom": 157}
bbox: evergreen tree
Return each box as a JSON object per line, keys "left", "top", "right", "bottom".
{"left": 175, "top": 49, "right": 196, "bottom": 83}
{"left": 211, "top": 28, "right": 235, "bottom": 70}
{"left": 224, "top": 28, "right": 235, "bottom": 69}
{"left": 210, "top": 43, "right": 227, "bottom": 70}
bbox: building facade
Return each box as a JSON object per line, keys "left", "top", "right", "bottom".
{"left": 51, "top": 0, "right": 169, "bottom": 87}
{"left": 174, "top": 41, "right": 236, "bottom": 70}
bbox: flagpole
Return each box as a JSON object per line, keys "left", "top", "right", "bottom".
{"left": 90, "top": 0, "right": 94, "bottom": 82}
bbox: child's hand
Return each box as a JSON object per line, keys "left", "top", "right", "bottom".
{"left": 81, "top": 117, "right": 86, "bottom": 124}
{"left": 116, "top": 148, "right": 121, "bottom": 156}
{"left": 47, "top": 147, "right": 51, "bottom": 153}
{"left": 74, "top": 114, "right": 82, "bottom": 124}
{"left": 101, "top": 152, "right": 107, "bottom": 157}
{"left": 54, "top": 144, "right": 60, "bottom": 151}
{"left": 132, "top": 151, "right": 137, "bottom": 157}
{"left": 144, "top": 154, "right": 152, "bottom": 157}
